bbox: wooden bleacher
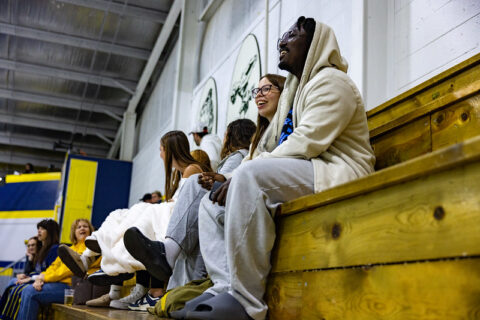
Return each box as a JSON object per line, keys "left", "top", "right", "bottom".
{"left": 266, "top": 52, "right": 480, "bottom": 319}
{"left": 53, "top": 54, "right": 480, "bottom": 319}
{"left": 51, "top": 304, "right": 167, "bottom": 320}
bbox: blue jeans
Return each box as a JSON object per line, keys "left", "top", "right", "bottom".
{"left": 17, "top": 282, "right": 70, "bottom": 320}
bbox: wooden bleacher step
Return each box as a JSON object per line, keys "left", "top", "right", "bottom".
{"left": 52, "top": 304, "right": 168, "bottom": 320}
{"left": 266, "top": 52, "right": 480, "bottom": 319}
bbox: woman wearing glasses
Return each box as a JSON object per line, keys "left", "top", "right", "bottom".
{"left": 249, "top": 74, "right": 286, "bottom": 159}
{"left": 196, "top": 74, "right": 286, "bottom": 206}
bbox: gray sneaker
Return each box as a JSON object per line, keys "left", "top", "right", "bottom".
{"left": 109, "top": 285, "right": 148, "bottom": 310}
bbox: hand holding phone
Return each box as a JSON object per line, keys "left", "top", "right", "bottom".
{"left": 209, "top": 181, "right": 224, "bottom": 201}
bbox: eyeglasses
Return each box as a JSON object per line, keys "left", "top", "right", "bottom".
{"left": 277, "top": 30, "right": 295, "bottom": 51}
{"left": 251, "top": 84, "right": 278, "bottom": 99}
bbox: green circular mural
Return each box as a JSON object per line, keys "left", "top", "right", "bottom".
{"left": 197, "top": 77, "right": 218, "bottom": 134}
{"left": 227, "top": 34, "right": 261, "bottom": 125}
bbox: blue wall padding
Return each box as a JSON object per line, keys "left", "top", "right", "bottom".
{"left": 0, "top": 261, "right": 25, "bottom": 269}
{"left": 0, "top": 180, "right": 58, "bottom": 211}
{"left": 91, "top": 158, "right": 132, "bottom": 228}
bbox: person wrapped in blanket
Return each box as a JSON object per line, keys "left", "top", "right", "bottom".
{"left": 0, "top": 219, "right": 59, "bottom": 320}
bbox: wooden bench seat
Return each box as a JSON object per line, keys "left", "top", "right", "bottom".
{"left": 52, "top": 304, "right": 167, "bottom": 320}
{"left": 267, "top": 53, "right": 480, "bottom": 319}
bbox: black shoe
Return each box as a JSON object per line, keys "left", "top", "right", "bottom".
{"left": 85, "top": 238, "right": 102, "bottom": 254}
{"left": 123, "top": 227, "right": 172, "bottom": 282}
{"left": 87, "top": 269, "right": 134, "bottom": 286}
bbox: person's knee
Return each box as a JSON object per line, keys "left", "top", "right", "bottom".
{"left": 199, "top": 194, "right": 213, "bottom": 220}
{"left": 21, "top": 285, "right": 37, "bottom": 299}
{"left": 231, "top": 160, "right": 262, "bottom": 189}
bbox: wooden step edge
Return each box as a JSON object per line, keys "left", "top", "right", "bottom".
{"left": 52, "top": 304, "right": 112, "bottom": 320}
{"left": 366, "top": 52, "right": 480, "bottom": 118}
{"left": 269, "top": 255, "right": 480, "bottom": 276}
{"left": 52, "top": 304, "right": 167, "bottom": 320}
{"left": 279, "top": 135, "right": 480, "bottom": 216}
{"left": 368, "top": 79, "right": 480, "bottom": 138}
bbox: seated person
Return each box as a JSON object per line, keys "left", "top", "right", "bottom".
{"left": 140, "top": 193, "right": 153, "bottom": 203}
{"left": 16, "top": 219, "right": 100, "bottom": 320}
{"left": 124, "top": 118, "right": 258, "bottom": 298}
{"left": 0, "top": 219, "right": 60, "bottom": 320}
{"left": 16, "top": 236, "right": 41, "bottom": 284}
{"left": 190, "top": 122, "right": 222, "bottom": 171}
{"left": 178, "top": 17, "right": 376, "bottom": 320}
{"left": 151, "top": 191, "right": 163, "bottom": 204}
{"left": 58, "top": 131, "right": 211, "bottom": 308}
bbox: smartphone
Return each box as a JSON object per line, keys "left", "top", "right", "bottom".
{"left": 209, "top": 181, "right": 224, "bottom": 201}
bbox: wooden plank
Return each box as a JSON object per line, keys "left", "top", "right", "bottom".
{"left": 432, "top": 94, "right": 480, "bottom": 151}
{"left": 266, "top": 273, "right": 303, "bottom": 320}
{"left": 272, "top": 160, "right": 480, "bottom": 273}
{"left": 369, "top": 76, "right": 480, "bottom": 138}
{"left": 371, "top": 116, "right": 431, "bottom": 170}
{"left": 367, "top": 52, "right": 480, "bottom": 118}
{"left": 53, "top": 304, "right": 88, "bottom": 320}
{"left": 280, "top": 135, "right": 480, "bottom": 216}
{"left": 268, "top": 258, "right": 480, "bottom": 320}
{"left": 52, "top": 304, "right": 165, "bottom": 320}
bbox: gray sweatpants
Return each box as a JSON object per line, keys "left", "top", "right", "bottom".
{"left": 166, "top": 174, "right": 208, "bottom": 289}
{"left": 165, "top": 151, "right": 247, "bottom": 290}
{"left": 198, "top": 158, "right": 314, "bottom": 320}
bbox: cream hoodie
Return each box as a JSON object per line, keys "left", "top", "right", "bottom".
{"left": 254, "top": 22, "right": 375, "bottom": 192}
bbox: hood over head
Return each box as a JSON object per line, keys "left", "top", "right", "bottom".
{"left": 253, "top": 21, "right": 349, "bottom": 156}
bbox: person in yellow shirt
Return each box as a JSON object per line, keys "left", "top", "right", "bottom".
{"left": 16, "top": 219, "right": 100, "bottom": 320}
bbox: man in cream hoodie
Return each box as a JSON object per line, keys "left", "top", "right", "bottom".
{"left": 179, "top": 17, "right": 375, "bottom": 320}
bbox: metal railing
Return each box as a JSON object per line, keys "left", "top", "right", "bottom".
{"left": 0, "top": 256, "right": 26, "bottom": 295}
{"left": 0, "top": 256, "right": 26, "bottom": 275}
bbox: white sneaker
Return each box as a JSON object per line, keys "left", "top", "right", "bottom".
{"left": 109, "top": 284, "right": 148, "bottom": 309}
{"left": 128, "top": 293, "right": 161, "bottom": 311}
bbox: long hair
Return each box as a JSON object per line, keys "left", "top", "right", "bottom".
{"left": 35, "top": 219, "right": 60, "bottom": 264}
{"left": 69, "top": 219, "right": 94, "bottom": 245}
{"left": 27, "top": 236, "right": 42, "bottom": 258}
{"left": 249, "top": 74, "right": 286, "bottom": 159}
{"left": 220, "top": 119, "right": 257, "bottom": 160}
{"left": 161, "top": 131, "right": 209, "bottom": 200}
{"left": 191, "top": 149, "right": 213, "bottom": 172}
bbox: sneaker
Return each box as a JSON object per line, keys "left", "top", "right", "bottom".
{"left": 123, "top": 227, "right": 172, "bottom": 282}
{"left": 128, "top": 293, "right": 161, "bottom": 311}
{"left": 109, "top": 285, "right": 148, "bottom": 310}
{"left": 58, "top": 244, "right": 87, "bottom": 278}
{"left": 88, "top": 269, "right": 134, "bottom": 286}
{"left": 86, "top": 293, "right": 112, "bottom": 307}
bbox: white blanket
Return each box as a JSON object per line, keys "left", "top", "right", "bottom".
{"left": 93, "top": 180, "right": 184, "bottom": 275}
